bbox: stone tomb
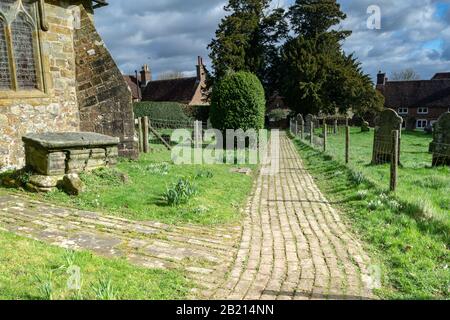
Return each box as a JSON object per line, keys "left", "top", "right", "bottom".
{"left": 431, "top": 112, "right": 450, "bottom": 166}
{"left": 22, "top": 132, "right": 119, "bottom": 192}
{"left": 23, "top": 132, "right": 119, "bottom": 176}
{"left": 372, "top": 109, "right": 403, "bottom": 164}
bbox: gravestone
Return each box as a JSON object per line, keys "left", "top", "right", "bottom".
{"left": 296, "top": 114, "right": 304, "bottom": 126}
{"left": 295, "top": 114, "right": 304, "bottom": 136}
{"left": 305, "top": 114, "right": 314, "bottom": 135}
{"left": 371, "top": 109, "right": 403, "bottom": 164}
{"left": 431, "top": 112, "right": 450, "bottom": 166}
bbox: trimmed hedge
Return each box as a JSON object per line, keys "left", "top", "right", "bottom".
{"left": 210, "top": 71, "right": 265, "bottom": 131}
{"left": 182, "top": 105, "right": 210, "bottom": 122}
{"left": 133, "top": 102, "right": 191, "bottom": 121}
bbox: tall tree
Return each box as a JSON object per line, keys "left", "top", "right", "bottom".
{"left": 280, "top": 0, "right": 382, "bottom": 115}
{"left": 208, "top": 0, "right": 287, "bottom": 95}
{"left": 288, "top": 0, "right": 350, "bottom": 39}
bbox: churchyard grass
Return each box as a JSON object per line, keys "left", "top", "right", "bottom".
{"left": 0, "top": 230, "right": 190, "bottom": 300}
{"left": 15, "top": 144, "right": 256, "bottom": 226}
{"left": 321, "top": 128, "right": 449, "bottom": 228}
{"left": 291, "top": 135, "right": 449, "bottom": 299}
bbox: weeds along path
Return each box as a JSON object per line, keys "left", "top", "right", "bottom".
{"left": 212, "top": 132, "right": 375, "bottom": 300}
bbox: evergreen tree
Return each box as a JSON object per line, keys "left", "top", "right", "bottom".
{"left": 281, "top": 0, "right": 382, "bottom": 116}
{"left": 208, "top": 0, "right": 287, "bottom": 95}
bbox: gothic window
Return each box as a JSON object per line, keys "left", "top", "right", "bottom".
{"left": 11, "top": 13, "right": 37, "bottom": 89}
{"left": 0, "top": 0, "right": 41, "bottom": 92}
{"left": 0, "top": 20, "right": 11, "bottom": 89}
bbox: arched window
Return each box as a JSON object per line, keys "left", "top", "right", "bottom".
{"left": 0, "top": 0, "right": 41, "bottom": 92}
{"left": 0, "top": 19, "right": 12, "bottom": 90}
{"left": 11, "top": 13, "right": 37, "bottom": 89}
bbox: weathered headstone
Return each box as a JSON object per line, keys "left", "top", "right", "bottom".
{"left": 431, "top": 112, "right": 450, "bottom": 166}
{"left": 372, "top": 109, "right": 403, "bottom": 164}
{"left": 305, "top": 114, "right": 314, "bottom": 135}
{"left": 296, "top": 114, "right": 304, "bottom": 138}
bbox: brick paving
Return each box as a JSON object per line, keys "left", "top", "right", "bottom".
{"left": 0, "top": 193, "right": 240, "bottom": 298}
{"left": 0, "top": 132, "right": 374, "bottom": 300}
{"left": 211, "top": 132, "right": 374, "bottom": 300}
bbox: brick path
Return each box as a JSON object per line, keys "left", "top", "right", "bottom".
{"left": 0, "top": 132, "right": 374, "bottom": 300}
{"left": 211, "top": 132, "right": 374, "bottom": 300}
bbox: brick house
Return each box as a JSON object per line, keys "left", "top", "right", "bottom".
{"left": 124, "top": 56, "right": 209, "bottom": 105}
{"left": 376, "top": 72, "right": 450, "bottom": 130}
{"left": 0, "top": 0, "right": 137, "bottom": 169}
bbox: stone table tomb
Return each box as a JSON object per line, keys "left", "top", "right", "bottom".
{"left": 22, "top": 132, "right": 119, "bottom": 176}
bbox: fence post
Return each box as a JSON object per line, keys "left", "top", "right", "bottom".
{"left": 310, "top": 121, "right": 314, "bottom": 146}
{"left": 138, "top": 118, "right": 144, "bottom": 153}
{"left": 390, "top": 130, "right": 399, "bottom": 192}
{"left": 294, "top": 120, "right": 298, "bottom": 136}
{"left": 334, "top": 119, "right": 338, "bottom": 135}
{"left": 323, "top": 122, "right": 327, "bottom": 152}
{"left": 142, "top": 116, "right": 149, "bottom": 154}
{"left": 345, "top": 118, "right": 350, "bottom": 164}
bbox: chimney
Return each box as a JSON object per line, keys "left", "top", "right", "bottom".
{"left": 196, "top": 56, "right": 205, "bottom": 83}
{"left": 376, "top": 71, "right": 387, "bottom": 86}
{"left": 140, "top": 64, "right": 152, "bottom": 87}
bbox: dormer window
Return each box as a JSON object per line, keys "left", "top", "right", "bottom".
{"left": 418, "top": 107, "right": 428, "bottom": 115}
{"left": 398, "top": 108, "right": 408, "bottom": 115}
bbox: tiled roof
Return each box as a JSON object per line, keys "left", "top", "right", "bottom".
{"left": 431, "top": 72, "right": 450, "bottom": 80}
{"left": 141, "top": 77, "right": 199, "bottom": 104}
{"left": 380, "top": 78, "right": 450, "bottom": 108}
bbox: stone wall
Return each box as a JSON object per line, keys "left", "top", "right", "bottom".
{"left": 74, "top": 3, "right": 138, "bottom": 159}
{"left": 0, "top": 1, "right": 81, "bottom": 168}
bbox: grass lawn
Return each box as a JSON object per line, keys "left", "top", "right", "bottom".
{"left": 322, "top": 128, "right": 449, "bottom": 229}
{"left": 0, "top": 231, "right": 190, "bottom": 300}
{"left": 1, "top": 145, "right": 256, "bottom": 226}
{"left": 290, "top": 135, "right": 449, "bottom": 299}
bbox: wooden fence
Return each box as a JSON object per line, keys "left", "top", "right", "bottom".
{"left": 290, "top": 116, "right": 400, "bottom": 192}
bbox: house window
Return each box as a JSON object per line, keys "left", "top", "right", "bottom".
{"left": 398, "top": 108, "right": 408, "bottom": 115}
{"left": 417, "top": 107, "right": 429, "bottom": 114}
{"left": 416, "top": 119, "right": 427, "bottom": 129}
{"left": 0, "top": 0, "right": 41, "bottom": 92}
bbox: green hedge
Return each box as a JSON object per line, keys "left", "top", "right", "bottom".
{"left": 210, "top": 71, "right": 265, "bottom": 131}
{"left": 133, "top": 102, "right": 191, "bottom": 121}
{"left": 182, "top": 105, "right": 210, "bottom": 122}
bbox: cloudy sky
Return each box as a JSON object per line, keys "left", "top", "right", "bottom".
{"left": 94, "top": 0, "right": 450, "bottom": 82}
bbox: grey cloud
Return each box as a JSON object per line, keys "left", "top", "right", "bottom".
{"left": 93, "top": 0, "right": 450, "bottom": 81}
